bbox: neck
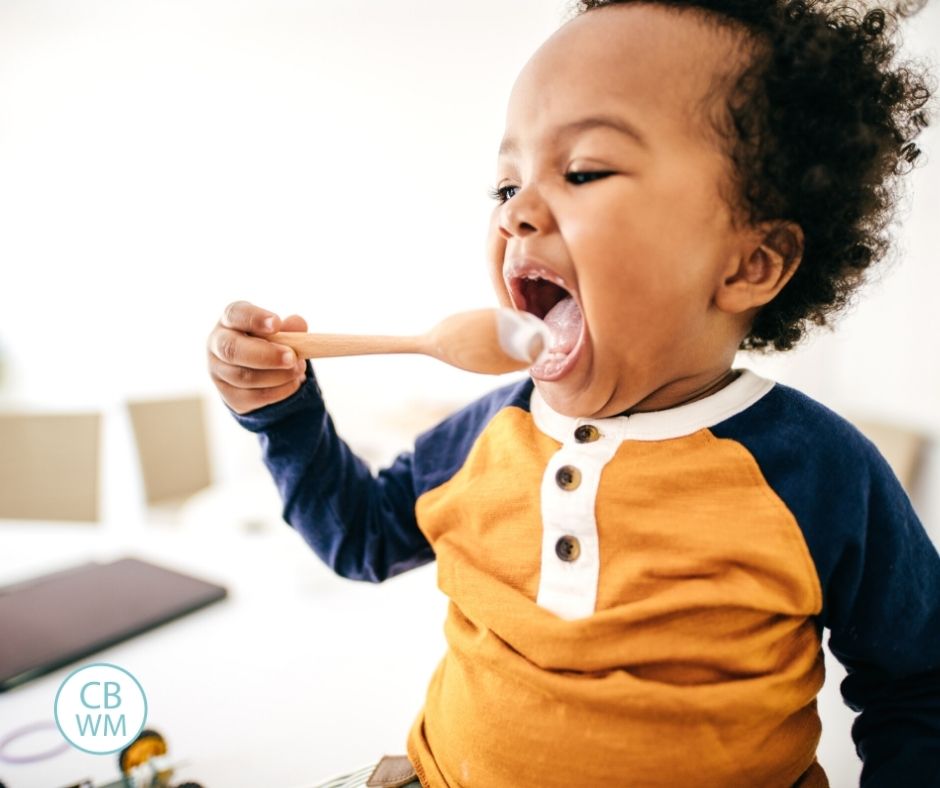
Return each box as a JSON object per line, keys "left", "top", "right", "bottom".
{"left": 619, "top": 367, "right": 740, "bottom": 417}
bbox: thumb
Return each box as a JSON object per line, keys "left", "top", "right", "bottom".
{"left": 281, "top": 314, "right": 308, "bottom": 332}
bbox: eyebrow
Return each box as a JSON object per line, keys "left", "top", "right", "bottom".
{"left": 498, "top": 114, "right": 649, "bottom": 157}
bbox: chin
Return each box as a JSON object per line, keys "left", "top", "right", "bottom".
{"left": 532, "top": 373, "right": 619, "bottom": 419}
{"left": 530, "top": 342, "right": 619, "bottom": 418}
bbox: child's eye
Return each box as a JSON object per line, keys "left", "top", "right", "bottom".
{"left": 487, "top": 171, "right": 614, "bottom": 205}
{"left": 565, "top": 170, "right": 615, "bottom": 185}
{"left": 487, "top": 184, "right": 518, "bottom": 204}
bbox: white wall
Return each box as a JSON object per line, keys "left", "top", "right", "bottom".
{"left": 0, "top": 0, "right": 560, "bottom": 407}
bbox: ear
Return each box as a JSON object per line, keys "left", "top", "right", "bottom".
{"left": 715, "top": 221, "right": 804, "bottom": 314}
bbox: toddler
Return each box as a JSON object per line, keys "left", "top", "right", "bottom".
{"left": 207, "top": 1, "right": 940, "bottom": 785}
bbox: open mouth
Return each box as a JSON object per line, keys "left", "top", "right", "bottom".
{"left": 505, "top": 262, "right": 586, "bottom": 380}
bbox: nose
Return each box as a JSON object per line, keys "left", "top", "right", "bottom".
{"left": 497, "top": 184, "right": 554, "bottom": 240}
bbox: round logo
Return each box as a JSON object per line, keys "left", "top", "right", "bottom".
{"left": 53, "top": 663, "right": 147, "bottom": 755}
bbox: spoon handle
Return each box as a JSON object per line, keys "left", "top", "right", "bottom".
{"left": 268, "top": 331, "right": 425, "bottom": 359}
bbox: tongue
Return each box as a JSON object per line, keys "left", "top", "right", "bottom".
{"left": 542, "top": 295, "right": 582, "bottom": 354}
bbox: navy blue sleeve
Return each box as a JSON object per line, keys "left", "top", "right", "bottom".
{"left": 712, "top": 385, "right": 940, "bottom": 787}
{"left": 823, "top": 452, "right": 940, "bottom": 787}
{"left": 229, "top": 362, "right": 433, "bottom": 582}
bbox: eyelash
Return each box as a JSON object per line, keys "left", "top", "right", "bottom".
{"left": 487, "top": 171, "right": 615, "bottom": 204}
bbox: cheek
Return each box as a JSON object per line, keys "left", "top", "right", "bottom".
{"left": 563, "top": 200, "right": 679, "bottom": 295}
{"left": 490, "top": 274, "right": 513, "bottom": 307}
{"left": 564, "top": 202, "right": 716, "bottom": 336}
{"left": 486, "top": 208, "right": 511, "bottom": 305}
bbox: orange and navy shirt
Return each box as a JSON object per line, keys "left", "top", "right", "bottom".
{"left": 233, "top": 366, "right": 940, "bottom": 787}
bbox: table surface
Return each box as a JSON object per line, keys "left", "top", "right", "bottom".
{"left": 0, "top": 479, "right": 448, "bottom": 788}
{"left": 0, "top": 477, "right": 865, "bottom": 788}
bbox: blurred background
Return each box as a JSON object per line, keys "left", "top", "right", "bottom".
{"left": 0, "top": 1, "right": 937, "bottom": 786}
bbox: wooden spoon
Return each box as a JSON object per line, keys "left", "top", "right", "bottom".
{"left": 268, "top": 307, "right": 550, "bottom": 375}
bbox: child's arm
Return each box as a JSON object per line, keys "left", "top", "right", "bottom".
{"left": 821, "top": 452, "right": 940, "bottom": 786}
{"left": 208, "top": 301, "right": 433, "bottom": 581}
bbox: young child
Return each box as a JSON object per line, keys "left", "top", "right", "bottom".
{"left": 207, "top": 1, "right": 939, "bottom": 785}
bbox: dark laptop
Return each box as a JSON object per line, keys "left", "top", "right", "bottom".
{"left": 0, "top": 557, "right": 228, "bottom": 692}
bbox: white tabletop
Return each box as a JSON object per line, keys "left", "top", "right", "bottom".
{"left": 0, "top": 482, "right": 448, "bottom": 788}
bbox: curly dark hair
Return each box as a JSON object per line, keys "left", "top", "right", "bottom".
{"left": 573, "top": 0, "right": 933, "bottom": 350}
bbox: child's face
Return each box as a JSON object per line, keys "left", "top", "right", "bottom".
{"left": 488, "top": 4, "right": 758, "bottom": 418}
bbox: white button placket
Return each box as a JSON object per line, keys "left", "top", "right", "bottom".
{"left": 529, "top": 370, "right": 775, "bottom": 619}
{"left": 536, "top": 420, "right": 622, "bottom": 620}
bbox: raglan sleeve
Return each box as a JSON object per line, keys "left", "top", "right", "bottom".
{"left": 822, "top": 445, "right": 940, "bottom": 786}
{"left": 228, "top": 361, "right": 434, "bottom": 582}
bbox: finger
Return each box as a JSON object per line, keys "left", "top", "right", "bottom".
{"left": 213, "top": 373, "right": 306, "bottom": 415}
{"left": 208, "top": 326, "right": 297, "bottom": 370}
{"left": 210, "top": 358, "right": 304, "bottom": 390}
{"left": 219, "top": 301, "right": 281, "bottom": 336}
{"left": 281, "top": 314, "right": 308, "bottom": 332}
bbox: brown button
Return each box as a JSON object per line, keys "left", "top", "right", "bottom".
{"left": 555, "top": 465, "right": 582, "bottom": 491}
{"left": 574, "top": 424, "right": 600, "bottom": 443}
{"left": 555, "top": 535, "right": 581, "bottom": 562}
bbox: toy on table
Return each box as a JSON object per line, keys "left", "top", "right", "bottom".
{"left": 57, "top": 728, "right": 203, "bottom": 788}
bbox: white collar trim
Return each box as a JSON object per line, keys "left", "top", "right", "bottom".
{"left": 529, "top": 369, "right": 775, "bottom": 443}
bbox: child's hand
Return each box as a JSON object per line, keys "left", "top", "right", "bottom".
{"left": 207, "top": 300, "right": 309, "bottom": 414}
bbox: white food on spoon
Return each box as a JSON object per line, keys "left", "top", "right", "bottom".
{"left": 496, "top": 308, "right": 552, "bottom": 365}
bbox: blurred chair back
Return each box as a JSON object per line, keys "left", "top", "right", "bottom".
{"left": 126, "top": 396, "right": 212, "bottom": 505}
{"left": 852, "top": 418, "right": 926, "bottom": 494}
{"left": 0, "top": 412, "right": 101, "bottom": 521}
